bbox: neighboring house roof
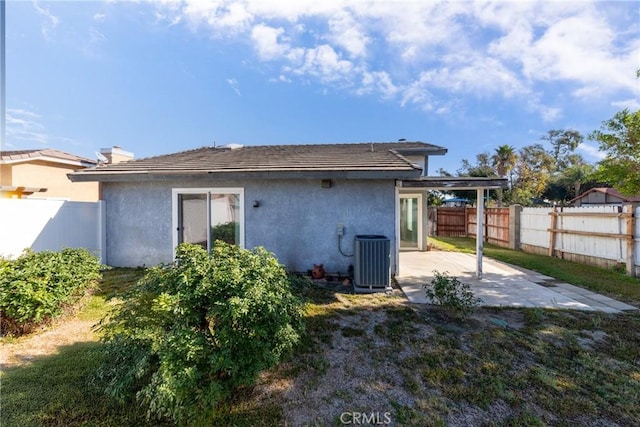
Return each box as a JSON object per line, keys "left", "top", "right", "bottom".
{"left": 69, "top": 142, "right": 448, "bottom": 181}
{"left": 568, "top": 187, "right": 640, "bottom": 204}
{"left": 0, "top": 149, "right": 97, "bottom": 167}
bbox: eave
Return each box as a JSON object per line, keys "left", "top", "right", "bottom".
{"left": 68, "top": 168, "right": 424, "bottom": 182}
{"left": 400, "top": 176, "right": 508, "bottom": 190}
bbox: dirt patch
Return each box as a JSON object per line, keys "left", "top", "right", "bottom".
{"left": 254, "top": 288, "right": 640, "bottom": 426}
{"left": 1, "top": 318, "right": 98, "bottom": 369}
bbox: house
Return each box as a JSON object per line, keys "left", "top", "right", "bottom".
{"left": 0, "top": 148, "right": 100, "bottom": 201}
{"left": 68, "top": 142, "right": 506, "bottom": 280}
{"left": 568, "top": 187, "right": 640, "bottom": 207}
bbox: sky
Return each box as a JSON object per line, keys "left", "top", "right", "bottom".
{"left": 4, "top": 0, "right": 639, "bottom": 174}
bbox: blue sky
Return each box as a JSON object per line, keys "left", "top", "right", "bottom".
{"left": 4, "top": 0, "right": 639, "bottom": 173}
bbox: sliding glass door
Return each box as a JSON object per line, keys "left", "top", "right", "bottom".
{"left": 174, "top": 188, "right": 244, "bottom": 253}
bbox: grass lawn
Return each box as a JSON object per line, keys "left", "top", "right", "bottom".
{"left": 429, "top": 236, "right": 640, "bottom": 307}
{"left": 2, "top": 268, "right": 640, "bottom": 426}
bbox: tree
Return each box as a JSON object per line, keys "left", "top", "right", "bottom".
{"left": 492, "top": 144, "right": 518, "bottom": 188}
{"left": 491, "top": 144, "right": 518, "bottom": 206}
{"left": 436, "top": 167, "right": 452, "bottom": 177}
{"left": 456, "top": 152, "right": 497, "bottom": 204}
{"left": 544, "top": 160, "right": 597, "bottom": 203}
{"left": 589, "top": 109, "right": 640, "bottom": 196}
{"left": 513, "top": 144, "right": 555, "bottom": 204}
{"left": 457, "top": 152, "right": 495, "bottom": 178}
{"left": 541, "top": 129, "right": 583, "bottom": 170}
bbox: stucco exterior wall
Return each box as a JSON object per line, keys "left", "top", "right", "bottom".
{"left": 6, "top": 161, "right": 99, "bottom": 201}
{"left": 102, "top": 178, "right": 397, "bottom": 275}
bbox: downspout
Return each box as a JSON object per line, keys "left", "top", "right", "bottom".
{"left": 394, "top": 181, "right": 401, "bottom": 276}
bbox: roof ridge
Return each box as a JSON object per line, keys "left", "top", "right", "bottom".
{"left": 1, "top": 148, "right": 96, "bottom": 164}
{"left": 75, "top": 141, "right": 447, "bottom": 179}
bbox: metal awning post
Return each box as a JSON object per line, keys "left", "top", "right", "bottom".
{"left": 476, "top": 188, "right": 484, "bottom": 279}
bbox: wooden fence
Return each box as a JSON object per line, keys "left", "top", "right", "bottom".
{"left": 520, "top": 205, "right": 638, "bottom": 275}
{"left": 428, "top": 204, "right": 639, "bottom": 276}
{"left": 430, "top": 207, "right": 466, "bottom": 237}
{"left": 429, "top": 206, "right": 510, "bottom": 247}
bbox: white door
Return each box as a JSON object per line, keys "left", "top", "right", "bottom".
{"left": 399, "top": 194, "right": 423, "bottom": 250}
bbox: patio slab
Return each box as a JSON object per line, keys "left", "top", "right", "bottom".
{"left": 397, "top": 251, "right": 637, "bottom": 313}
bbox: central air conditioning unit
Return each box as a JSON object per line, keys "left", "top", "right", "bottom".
{"left": 353, "top": 235, "right": 391, "bottom": 293}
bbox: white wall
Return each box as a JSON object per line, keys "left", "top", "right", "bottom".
{"left": 0, "top": 199, "right": 105, "bottom": 262}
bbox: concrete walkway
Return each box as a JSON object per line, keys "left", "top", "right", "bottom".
{"left": 397, "top": 251, "right": 637, "bottom": 313}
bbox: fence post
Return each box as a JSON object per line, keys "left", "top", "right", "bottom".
{"left": 484, "top": 207, "right": 489, "bottom": 243}
{"left": 625, "top": 204, "right": 636, "bottom": 277}
{"left": 548, "top": 205, "right": 558, "bottom": 257}
{"left": 99, "top": 200, "right": 107, "bottom": 265}
{"left": 509, "top": 204, "right": 522, "bottom": 250}
{"left": 464, "top": 205, "right": 468, "bottom": 237}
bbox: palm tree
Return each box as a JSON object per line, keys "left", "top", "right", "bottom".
{"left": 492, "top": 145, "right": 518, "bottom": 206}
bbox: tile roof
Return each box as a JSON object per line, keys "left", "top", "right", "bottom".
{"left": 0, "top": 148, "right": 97, "bottom": 165}
{"left": 70, "top": 142, "right": 446, "bottom": 180}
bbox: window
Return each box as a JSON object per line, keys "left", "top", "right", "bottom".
{"left": 172, "top": 188, "right": 244, "bottom": 254}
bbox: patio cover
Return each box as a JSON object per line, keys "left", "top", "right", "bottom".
{"left": 399, "top": 177, "right": 508, "bottom": 279}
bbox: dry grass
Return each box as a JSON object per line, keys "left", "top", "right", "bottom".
{"left": 3, "top": 271, "right": 640, "bottom": 426}
{"left": 1, "top": 317, "right": 97, "bottom": 368}
{"left": 251, "top": 286, "right": 640, "bottom": 426}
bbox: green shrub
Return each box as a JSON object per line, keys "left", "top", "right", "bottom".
{"left": 211, "top": 221, "right": 239, "bottom": 245}
{"left": 0, "top": 248, "right": 102, "bottom": 335}
{"left": 94, "top": 242, "right": 304, "bottom": 424}
{"left": 423, "top": 270, "right": 481, "bottom": 316}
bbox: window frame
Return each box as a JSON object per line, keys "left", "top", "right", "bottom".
{"left": 171, "top": 187, "right": 245, "bottom": 258}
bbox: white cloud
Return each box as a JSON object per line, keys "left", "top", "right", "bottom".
{"left": 145, "top": 0, "right": 640, "bottom": 121}
{"left": 295, "top": 44, "right": 354, "bottom": 83}
{"left": 537, "top": 105, "right": 562, "bottom": 123}
{"left": 611, "top": 98, "right": 640, "bottom": 111}
{"left": 156, "top": 0, "right": 253, "bottom": 35}
{"left": 6, "top": 109, "right": 48, "bottom": 146}
{"left": 486, "top": 3, "right": 638, "bottom": 97}
{"left": 226, "top": 78, "right": 241, "bottom": 96}
{"left": 417, "top": 56, "right": 528, "bottom": 99}
{"left": 327, "top": 11, "right": 369, "bottom": 58}
{"left": 578, "top": 142, "right": 606, "bottom": 161}
{"left": 93, "top": 13, "right": 106, "bottom": 22}
{"left": 358, "top": 71, "right": 398, "bottom": 98}
{"left": 5, "top": 108, "right": 79, "bottom": 149}
{"left": 32, "top": 0, "right": 60, "bottom": 40}
{"left": 251, "top": 24, "right": 288, "bottom": 61}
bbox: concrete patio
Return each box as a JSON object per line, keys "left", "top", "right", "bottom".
{"left": 397, "top": 251, "right": 637, "bottom": 313}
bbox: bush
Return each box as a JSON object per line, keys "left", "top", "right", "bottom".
{"left": 94, "top": 242, "right": 304, "bottom": 424}
{"left": 0, "top": 248, "right": 102, "bottom": 335}
{"left": 423, "top": 270, "right": 481, "bottom": 316}
{"left": 211, "top": 221, "right": 239, "bottom": 245}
